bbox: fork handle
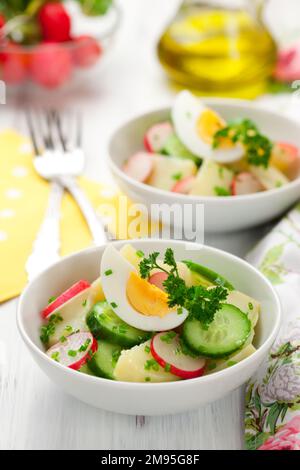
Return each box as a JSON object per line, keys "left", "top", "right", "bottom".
{"left": 26, "top": 181, "right": 63, "bottom": 281}
{"left": 59, "top": 176, "right": 108, "bottom": 245}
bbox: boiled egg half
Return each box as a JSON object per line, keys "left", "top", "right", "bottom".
{"left": 100, "top": 244, "right": 188, "bottom": 331}
{"left": 172, "top": 90, "right": 244, "bottom": 163}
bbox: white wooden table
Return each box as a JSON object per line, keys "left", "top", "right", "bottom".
{"left": 0, "top": 0, "right": 280, "bottom": 450}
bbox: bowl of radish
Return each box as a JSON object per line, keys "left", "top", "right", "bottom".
{"left": 108, "top": 91, "right": 300, "bottom": 232}
{"left": 17, "top": 239, "right": 281, "bottom": 415}
{"left": 0, "top": 0, "right": 120, "bottom": 91}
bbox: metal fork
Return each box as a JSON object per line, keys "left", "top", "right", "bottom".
{"left": 25, "top": 111, "right": 64, "bottom": 280}
{"left": 25, "top": 110, "right": 107, "bottom": 280}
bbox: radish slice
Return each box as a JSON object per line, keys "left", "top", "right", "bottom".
{"left": 271, "top": 142, "right": 300, "bottom": 180}
{"left": 46, "top": 332, "right": 97, "bottom": 370}
{"left": 231, "top": 172, "right": 263, "bottom": 196}
{"left": 144, "top": 122, "right": 173, "bottom": 153}
{"left": 41, "top": 280, "right": 91, "bottom": 319}
{"left": 149, "top": 272, "right": 168, "bottom": 291}
{"left": 123, "top": 152, "right": 153, "bottom": 182}
{"left": 171, "top": 175, "right": 195, "bottom": 194}
{"left": 151, "top": 332, "right": 206, "bottom": 379}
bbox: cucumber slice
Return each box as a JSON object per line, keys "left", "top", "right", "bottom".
{"left": 182, "top": 260, "right": 234, "bottom": 291}
{"left": 79, "top": 363, "right": 96, "bottom": 376}
{"left": 163, "top": 133, "right": 201, "bottom": 166}
{"left": 88, "top": 340, "right": 122, "bottom": 380}
{"left": 86, "top": 301, "right": 150, "bottom": 348}
{"left": 182, "top": 304, "right": 251, "bottom": 358}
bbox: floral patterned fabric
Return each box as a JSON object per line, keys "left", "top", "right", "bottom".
{"left": 245, "top": 203, "right": 300, "bottom": 450}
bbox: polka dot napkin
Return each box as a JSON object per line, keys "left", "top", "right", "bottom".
{"left": 0, "top": 130, "right": 152, "bottom": 303}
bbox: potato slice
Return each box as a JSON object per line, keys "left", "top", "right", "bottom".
{"left": 206, "top": 344, "right": 256, "bottom": 374}
{"left": 147, "top": 155, "right": 197, "bottom": 191}
{"left": 250, "top": 165, "right": 289, "bottom": 190}
{"left": 226, "top": 290, "right": 260, "bottom": 328}
{"left": 119, "top": 244, "right": 142, "bottom": 271}
{"left": 189, "top": 160, "right": 234, "bottom": 196}
{"left": 114, "top": 340, "right": 180, "bottom": 383}
{"left": 90, "top": 277, "right": 105, "bottom": 303}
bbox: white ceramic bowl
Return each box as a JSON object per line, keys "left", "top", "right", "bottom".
{"left": 108, "top": 100, "right": 300, "bottom": 233}
{"left": 17, "top": 239, "right": 281, "bottom": 416}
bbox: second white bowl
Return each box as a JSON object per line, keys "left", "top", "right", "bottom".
{"left": 108, "top": 100, "right": 300, "bottom": 233}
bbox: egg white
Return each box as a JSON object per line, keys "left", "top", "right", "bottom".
{"left": 172, "top": 90, "right": 244, "bottom": 163}
{"left": 100, "top": 244, "right": 188, "bottom": 331}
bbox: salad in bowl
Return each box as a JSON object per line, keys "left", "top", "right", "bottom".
{"left": 123, "top": 91, "right": 300, "bottom": 197}
{"left": 109, "top": 95, "right": 300, "bottom": 232}
{"left": 40, "top": 243, "right": 262, "bottom": 382}
{"left": 17, "top": 240, "right": 280, "bottom": 414}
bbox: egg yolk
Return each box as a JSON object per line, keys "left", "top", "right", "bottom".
{"left": 126, "top": 271, "right": 172, "bottom": 318}
{"left": 196, "top": 109, "right": 233, "bottom": 148}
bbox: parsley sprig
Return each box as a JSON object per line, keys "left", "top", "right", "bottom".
{"left": 213, "top": 119, "right": 273, "bottom": 168}
{"left": 139, "top": 249, "right": 228, "bottom": 329}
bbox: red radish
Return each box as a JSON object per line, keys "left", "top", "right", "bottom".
{"left": 271, "top": 142, "right": 300, "bottom": 180}
{"left": 231, "top": 172, "right": 263, "bottom": 196}
{"left": 171, "top": 175, "right": 195, "bottom": 194}
{"left": 38, "top": 3, "right": 71, "bottom": 42}
{"left": 151, "top": 332, "right": 206, "bottom": 379}
{"left": 274, "top": 41, "right": 300, "bottom": 82}
{"left": 123, "top": 152, "right": 153, "bottom": 182}
{"left": 0, "top": 14, "right": 5, "bottom": 30}
{"left": 30, "top": 43, "right": 72, "bottom": 88}
{"left": 46, "top": 332, "right": 97, "bottom": 370}
{"left": 144, "top": 122, "right": 173, "bottom": 153}
{"left": 72, "top": 35, "right": 102, "bottom": 68}
{"left": 149, "top": 272, "right": 168, "bottom": 291}
{"left": 41, "top": 280, "right": 90, "bottom": 319}
{"left": 1, "top": 45, "right": 28, "bottom": 84}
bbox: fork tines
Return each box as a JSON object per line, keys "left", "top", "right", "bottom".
{"left": 25, "top": 109, "right": 82, "bottom": 155}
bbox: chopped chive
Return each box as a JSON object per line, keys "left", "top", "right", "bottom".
{"left": 64, "top": 325, "right": 73, "bottom": 333}
{"left": 144, "top": 359, "right": 159, "bottom": 371}
{"left": 227, "top": 360, "right": 237, "bottom": 368}
{"left": 177, "top": 307, "right": 183, "bottom": 315}
{"left": 172, "top": 172, "right": 182, "bottom": 181}
{"left": 208, "top": 362, "right": 217, "bottom": 371}
{"left": 112, "top": 349, "right": 121, "bottom": 366}
{"left": 82, "top": 299, "right": 87, "bottom": 307}
{"left": 68, "top": 350, "right": 77, "bottom": 357}
{"left": 145, "top": 377, "right": 151, "bottom": 382}
{"left": 164, "top": 363, "right": 171, "bottom": 372}
{"left": 111, "top": 302, "right": 118, "bottom": 309}
{"left": 49, "top": 313, "right": 63, "bottom": 323}
{"left": 60, "top": 336, "right": 67, "bottom": 343}
{"left": 79, "top": 339, "right": 91, "bottom": 352}
{"left": 160, "top": 331, "right": 176, "bottom": 344}
{"left": 248, "top": 302, "right": 254, "bottom": 311}
{"left": 105, "top": 269, "right": 113, "bottom": 276}
{"left": 51, "top": 352, "right": 60, "bottom": 362}
{"left": 136, "top": 250, "right": 144, "bottom": 258}
{"left": 40, "top": 313, "right": 63, "bottom": 344}
{"left": 144, "top": 345, "right": 150, "bottom": 353}
{"left": 48, "top": 296, "right": 56, "bottom": 304}
{"left": 214, "top": 186, "right": 231, "bottom": 197}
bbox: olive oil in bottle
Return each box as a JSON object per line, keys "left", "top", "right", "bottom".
{"left": 157, "top": 0, "right": 276, "bottom": 98}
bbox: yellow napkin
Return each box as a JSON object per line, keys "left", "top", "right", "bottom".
{"left": 0, "top": 130, "right": 154, "bottom": 303}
